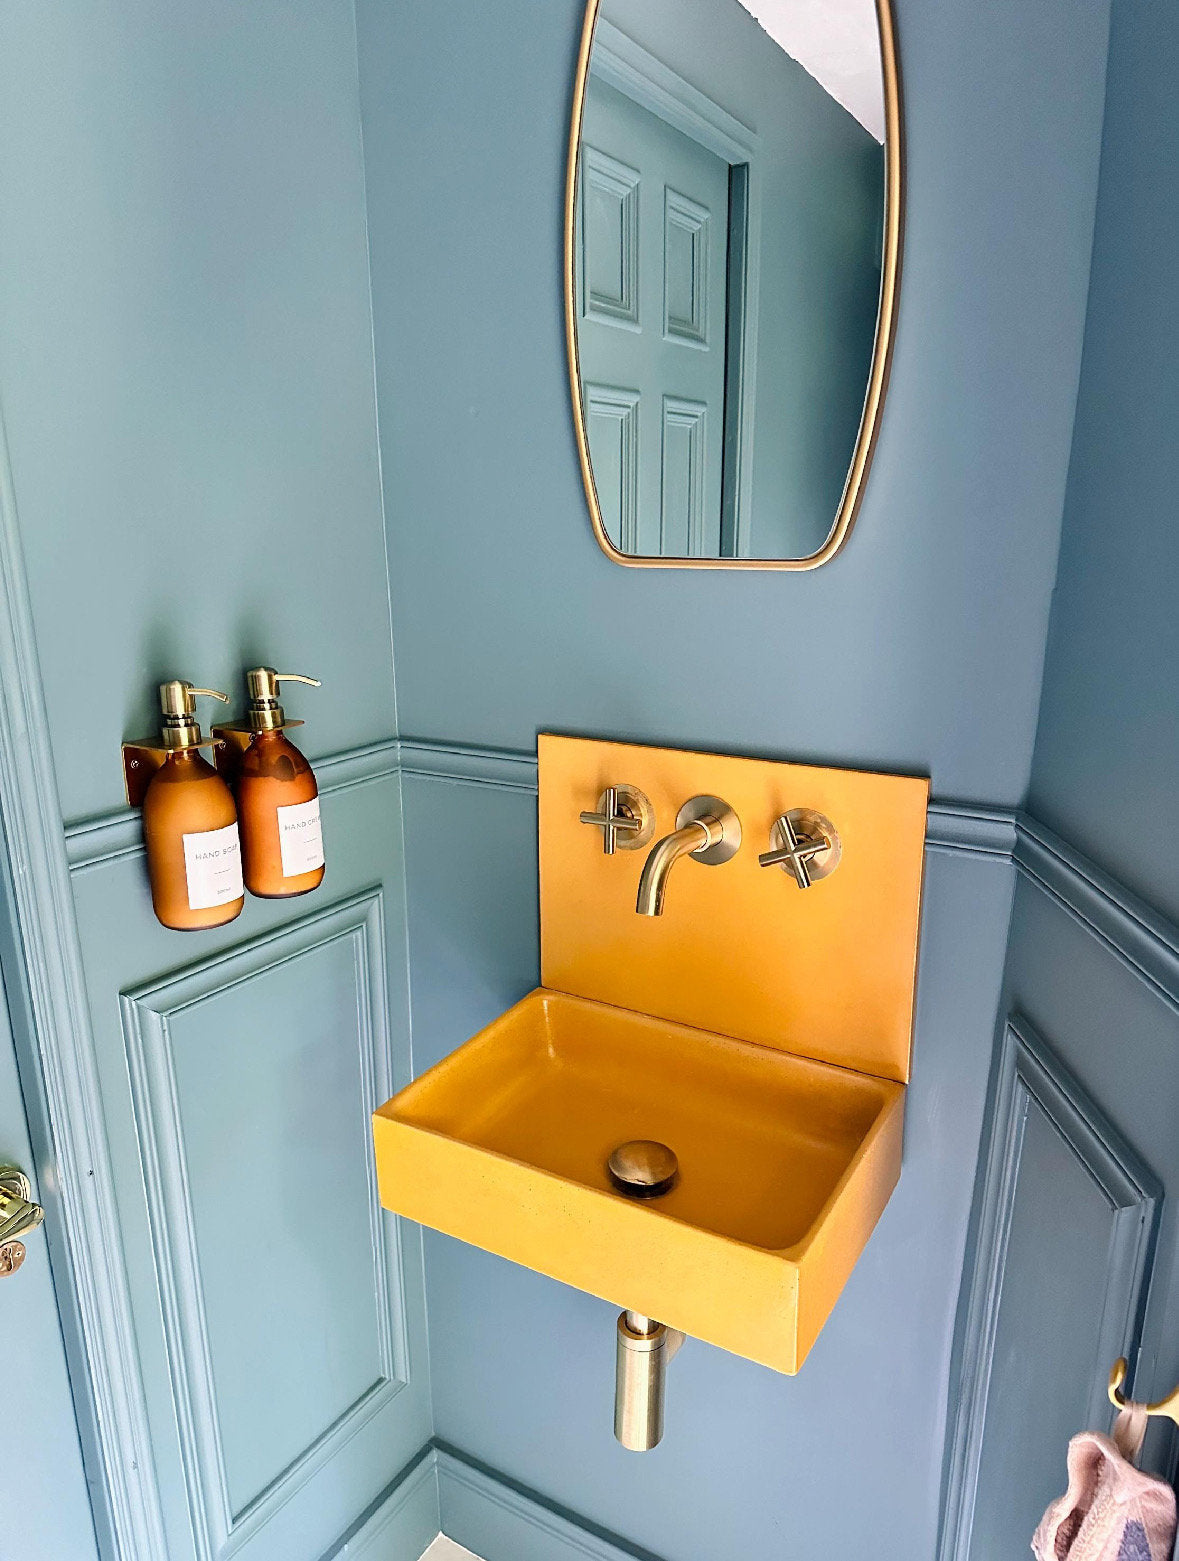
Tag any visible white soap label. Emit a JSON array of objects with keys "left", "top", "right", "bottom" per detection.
[
  {"left": 182, "top": 823, "right": 244, "bottom": 910},
  {"left": 277, "top": 797, "right": 325, "bottom": 878}
]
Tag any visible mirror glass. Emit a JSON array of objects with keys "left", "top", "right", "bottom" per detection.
[{"left": 568, "top": 0, "right": 899, "bottom": 566}]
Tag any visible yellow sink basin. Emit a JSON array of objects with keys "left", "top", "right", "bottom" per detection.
[{"left": 373, "top": 988, "right": 904, "bottom": 1373}]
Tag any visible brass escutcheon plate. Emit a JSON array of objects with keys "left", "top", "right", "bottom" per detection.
[
  {"left": 676, "top": 795, "right": 742, "bottom": 865},
  {"left": 769, "top": 809, "right": 842, "bottom": 883},
  {"left": 598, "top": 784, "right": 656, "bottom": 851}
]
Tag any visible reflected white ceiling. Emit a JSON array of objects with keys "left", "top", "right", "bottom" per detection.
[{"left": 737, "top": 0, "right": 884, "bottom": 141}]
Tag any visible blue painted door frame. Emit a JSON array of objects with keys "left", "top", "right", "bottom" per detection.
[{"left": 0, "top": 936, "right": 99, "bottom": 1561}]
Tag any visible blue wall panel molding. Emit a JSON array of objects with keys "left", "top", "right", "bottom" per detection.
[
  {"left": 69, "top": 730, "right": 1174, "bottom": 1024},
  {"left": 324, "top": 1442, "right": 673, "bottom": 1561},
  {"left": 397, "top": 740, "right": 540, "bottom": 795},
  {"left": 1016, "top": 815, "right": 1179, "bottom": 1019},
  {"left": 992, "top": 5, "right": 1179, "bottom": 1544},
  {"left": 329, "top": 1450, "right": 441, "bottom": 1561},
  {"left": 56, "top": 727, "right": 1085, "bottom": 877},
  {"left": 939, "top": 1016, "right": 1161, "bottom": 1561},
  {"left": 313, "top": 739, "right": 404, "bottom": 799},
  {"left": 435, "top": 1447, "right": 667, "bottom": 1561},
  {"left": 23, "top": 762, "right": 431, "bottom": 1561},
  {"left": 989, "top": 0, "right": 1179, "bottom": 1538},
  {"left": 406, "top": 742, "right": 1179, "bottom": 1015},
  {"left": 64, "top": 740, "right": 402, "bottom": 874},
  {"left": 69, "top": 728, "right": 1179, "bottom": 1014},
  {"left": 926, "top": 804, "right": 1019, "bottom": 861},
  {"left": 120, "top": 893, "right": 410, "bottom": 1561},
  {"left": 401, "top": 741, "right": 1026, "bottom": 863},
  {"left": 64, "top": 766, "right": 431, "bottom": 1561}
]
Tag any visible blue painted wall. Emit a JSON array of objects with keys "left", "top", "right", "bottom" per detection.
[
  {"left": 1026, "top": 0, "right": 1179, "bottom": 925},
  {"left": 1008, "top": 0, "right": 1179, "bottom": 1415},
  {"left": 943, "top": 0, "right": 1179, "bottom": 1549},
  {"left": 2, "top": 0, "right": 1157, "bottom": 1552},
  {"left": 357, "top": 0, "right": 1109, "bottom": 807},
  {"left": 0, "top": 0, "right": 398, "bottom": 825},
  {"left": 357, "top": 0, "right": 1114, "bottom": 1555}
]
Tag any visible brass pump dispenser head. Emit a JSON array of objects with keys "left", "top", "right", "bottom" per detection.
[
  {"left": 243, "top": 668, "right": 321, "bottom": 733},
  {"left": 123, "top": 681, "right": 228, "bottom": 804},
  {"left": 158, "top": 681, "right": 229, "bottom": 750}
]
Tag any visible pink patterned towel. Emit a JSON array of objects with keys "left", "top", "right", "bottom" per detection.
[{"left": 1033, "top": 1408, "right": 1176, "bottom": 1561}]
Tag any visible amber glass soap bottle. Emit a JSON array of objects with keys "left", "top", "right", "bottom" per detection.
[
  {"left": 232, "top": 668, "right": 325, "bottom": 898},
  {"left": 141, "top": 682, "right": 245, "bottom": 931}
]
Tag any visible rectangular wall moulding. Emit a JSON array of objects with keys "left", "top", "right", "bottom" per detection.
[
  {"left": 120, "top": 892, "right": 410, "bottom": 1561},
  {"left": 941, "top": 1017, "right": 1161, "bottom": 1561}
]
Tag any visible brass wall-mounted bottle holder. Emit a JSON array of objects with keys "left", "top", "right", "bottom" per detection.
[
  {"left": 122, "top": 682, "right": 246, "bottom": 931},
  {"left": 210, "top": 668, "right": 319, "bottom": 783},
  {"left": 121, "top": 671, "right": 324, "bottom": 926},
  {"left": 216, "top": 669, "right": 325, "bottom": 900},
  {"left": 121, "top": 683, "right": 228, "bottom": 808}
]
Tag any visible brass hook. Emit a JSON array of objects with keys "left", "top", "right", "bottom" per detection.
[{"left": 1108, "top": 1357, "right": 1179, "bottom": 1428}]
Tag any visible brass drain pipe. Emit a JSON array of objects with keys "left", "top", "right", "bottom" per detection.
[
  {"left": 606, "top": 1142, "right": 684, "bottom": 1450},
  {"left": 615, "top": 1311, "right": 684, "bottom": 1451}
]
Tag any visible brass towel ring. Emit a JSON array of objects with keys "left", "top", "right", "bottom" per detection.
[{"left": 1108, "top": 1357, "right": 1179, "bottom": 1428}]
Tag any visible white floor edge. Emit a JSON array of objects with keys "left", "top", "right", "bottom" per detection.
[{"left": 419, "top": 1537, "right": 485, "bottom": 1561}]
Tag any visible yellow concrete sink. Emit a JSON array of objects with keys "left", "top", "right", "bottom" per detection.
[{"left": 373, "top": 988, "right": 904, "bottom": 1374}]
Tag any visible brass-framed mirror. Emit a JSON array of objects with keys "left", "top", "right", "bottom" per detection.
[{"left": 565, "top": 0, "right": 902, "bottom": 568}]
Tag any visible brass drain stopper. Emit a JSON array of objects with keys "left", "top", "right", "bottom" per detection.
[{"left": 607, "top": 1140, "right": 679, "bottom": 1198}]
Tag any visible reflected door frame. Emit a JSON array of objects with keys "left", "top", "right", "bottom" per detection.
[{"left": 587, "top": 19, "right": 762, "bottom": 558}]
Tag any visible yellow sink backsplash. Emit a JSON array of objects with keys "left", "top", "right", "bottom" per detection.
[{"left": 540, "top": 734, "right": 928, "bottom": 1081}]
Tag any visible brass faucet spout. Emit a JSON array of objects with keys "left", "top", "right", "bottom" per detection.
[{"left": 635, "top": 818, "right": 721, "bottom": 917}]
